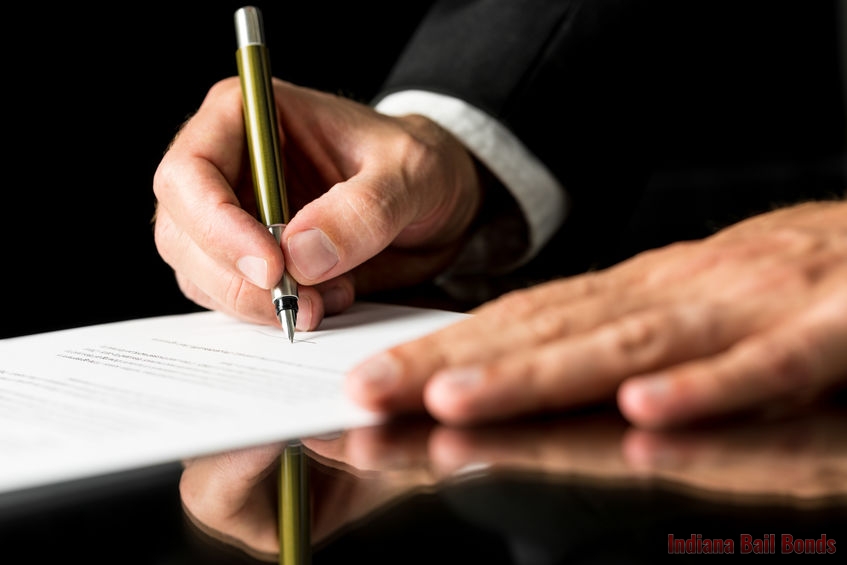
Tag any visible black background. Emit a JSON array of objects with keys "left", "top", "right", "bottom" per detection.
[
  {"left": 0, "top": 6, "right": 844, "bottom": 561},
  {"left": 3, "top": 1, "right": 844, "bottom": 340},
  {"left": 2, "top": 1, "right": 432, "bottom": 338}
]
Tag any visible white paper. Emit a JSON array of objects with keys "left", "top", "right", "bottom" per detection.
[{"left": 0, "top": 302, "right": 468, "bottom": 494}]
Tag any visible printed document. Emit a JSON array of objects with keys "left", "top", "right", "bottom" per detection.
[{"left": 0, "top": 302, "right": 467, "bottom": 494}]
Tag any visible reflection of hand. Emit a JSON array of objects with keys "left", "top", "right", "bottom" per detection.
[
  {"left": 153, "top": 77, "right": 481, "bottom": 330},
  {"left": 180, "top": 443, "right": 283, "bottom": 561},
  {"left": 179, "top": 425, "right": 440, "bottom": 561},
  {"left": 303, "top": 421, "right": 442, "bottom": 546},
  {"left": 179, "top": 405, "right": 846, "bottom": 559},
  {"left": 347, "top": 200, "right": 847, "bottom": 429},
  {"left": 621, "top": 404, "right": 847, "bottom": 500},
  {"left": 310, "top": 404, "right": 847, "bottom": 502}
]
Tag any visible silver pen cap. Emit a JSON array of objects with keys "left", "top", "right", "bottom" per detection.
[{"left": 235, "top": 6, "right": 264, "bottom": 48}]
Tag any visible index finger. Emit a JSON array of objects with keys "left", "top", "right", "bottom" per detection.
[{"left": 153, "top": 77, "right": 286, "bottom": 289}]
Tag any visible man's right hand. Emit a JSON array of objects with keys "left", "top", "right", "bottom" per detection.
[{"left": 153, "top": 77, "right": 482, "bottom": 330}]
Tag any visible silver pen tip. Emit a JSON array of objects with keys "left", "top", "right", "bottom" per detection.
[{"left": 279, "top": 309, "right": 296, "bottom": 343}]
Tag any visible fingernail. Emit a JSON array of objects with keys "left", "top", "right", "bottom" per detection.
[
  {"left": 349, "top": 353, "right": 401, "bottom": 389},
  {"left": 619, "top": 376, "right": 673, "bottom": 423},
  {"left": 452, "top": 462, "right": 493, "bottom": 477},
  {"left": 308, "top": 430, "right": 344, "bottom": 441},
  {"left": 295, "top": 294, "right": 311, "bottom": 331},
  {"left": 629, "top": 376, "right": 671, "bottom": 403},
  {"left": 236, "top": 255, "right": 269, "bottom": 288},
  {"left": 435, "top": 367, "right": 483, "bottom": 389},
  {"left": 622, "top": 432, "right": 682, "bottom": 468},
  {"left": 287, "top": 229, "right": 339, "bottom": 280}
]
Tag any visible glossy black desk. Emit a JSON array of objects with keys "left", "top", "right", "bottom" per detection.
[{"left": 2, "top": 399, "right": 845, "bottom": 564}]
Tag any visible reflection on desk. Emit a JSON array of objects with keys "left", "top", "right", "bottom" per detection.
[
  {"left": 1, "top": 401, "right": 844, "bottom": 563},
  {"left": 176, "top": 401, "right": 847, "bottom": 564}
]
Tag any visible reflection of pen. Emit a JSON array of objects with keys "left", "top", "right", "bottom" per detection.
[
  {"left": 279, "top": 441, "right": 310, "bottom": 565},
  {"left": 234, "top": 6, "right": 298, "bottom": 342}
]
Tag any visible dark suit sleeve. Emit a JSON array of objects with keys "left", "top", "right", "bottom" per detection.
[
  {"left": 375, "top": 0, "right": 846, "bottom": 278},
  {"left": 374, "top": 0, "right": 664, "bottom": 276}
]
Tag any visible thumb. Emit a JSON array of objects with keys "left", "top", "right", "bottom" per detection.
[{"left": 282, "top": 172, "right": 430, "bottom": 285}]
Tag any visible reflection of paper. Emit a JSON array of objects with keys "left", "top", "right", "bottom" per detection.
[{"left": 0, "top": 302, "right": 467, "bottom": 494}]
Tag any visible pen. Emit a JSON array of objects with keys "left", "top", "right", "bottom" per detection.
[
  {"left": 279, "top": 441, "right": 310, "bottom": 565},
  {"left": 234, "top": 6, "right": 298, "bottom": 342}
]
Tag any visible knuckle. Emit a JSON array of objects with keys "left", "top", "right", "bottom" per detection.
[
  {"left": 487, "top": 289, "right": 539, "bottom": 320},
  {"left": 762, "top": 338, "right": 816, "bottom": 389},
  {"left": 152, "top": 150, "right": 182, "bottom": 202},
  {"left": 177, "top": 473, "right": 200, "bottom": 509},
  {"left": 176, "top": 275, "right": 206, "bottom": 306},
  {"left": 222, "top": 273, "right": 255, "bottom": 316},
  {"left": 152, "top": 212, "right": 185, "bottom": 269},
  {"left": 613, "top": 313, "right": 663, "bottom": 355},
  {"left": 207, "top": 76, "right": 240, "bottom": 99},
  {"left": 338, "top": 185, "right": 401, "bottom": 243},
  {"left": 569, "top": 273, "right": 602, "bottom": 296},
  {"left": 526, "top": 310, "right": 570, "bottom": 343}
]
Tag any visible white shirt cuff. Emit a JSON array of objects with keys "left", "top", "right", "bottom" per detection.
[{"left": 375, "top": 90, "right": 568, "bottom": 265}]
